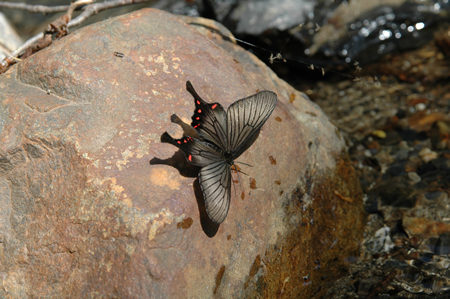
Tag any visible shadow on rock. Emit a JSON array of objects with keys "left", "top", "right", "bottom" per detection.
[
  {"left": 193, "top": 178, "right": 220, "bottom": 237},
  {"left": 149, "top": 149, "right": 199, "bottom": 178},
  {"left": 149, "top": 137, "right": 220, "bottom": 237}
]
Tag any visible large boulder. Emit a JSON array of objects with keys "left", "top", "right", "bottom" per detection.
[{"left": 0, "top": 8, "right": 364, "bottom": 298}]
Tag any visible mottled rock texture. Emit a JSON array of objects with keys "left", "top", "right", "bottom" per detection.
[{"left": 0, "top": 9, "right": 364, "bottom": 298}]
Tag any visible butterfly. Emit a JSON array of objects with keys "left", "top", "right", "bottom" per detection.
[{"left": 161, "top": 81, "right": 277, "bottom": 223}]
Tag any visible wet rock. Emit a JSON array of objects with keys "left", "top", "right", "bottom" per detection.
[
  {"left": 435, "top": 233, "right": 450, "bottom": 255},
  {"left": 374, "top": 176, "right": 416, "bottom": 207},
  {"left": 365, "top": 226, "right": 394, "bottom": 254},
  {"left": 225, "top": 0, "right": 314, "bottom": 35},
  {"left": 318, "top": 1, "right": 443, "bottom": 65},
  {"left": 0, "top": 9, "right": 364, "bottom": 298},
  {"left": 402, "top": 192, "right": 449, "bottom": 239},
  {"left": 424, "top": 190, "right": 446, "bottom": 201},
  {"left": 303, "top": 10, "right": 449, "bottom": 296},
  {"left": 430, "top": 120, "right": 450, "bottom": 150}
]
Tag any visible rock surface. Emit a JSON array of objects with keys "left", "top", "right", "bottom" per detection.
[{"left": 0, "top": 9, "right": 364, "bottom": 298}]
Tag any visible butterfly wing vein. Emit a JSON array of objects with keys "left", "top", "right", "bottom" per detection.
[
  {"left": 227, "top": 91, "right": 277, "bottom": 158},
  {"left": 199, "top": 161, "right": 231, "bottom": 223}
]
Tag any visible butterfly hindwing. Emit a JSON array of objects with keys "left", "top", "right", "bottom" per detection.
[
  {"left": 226, "top": 91, "right": 278, "bottom": 158},
  {"left": 199, "top": 161, "right": 231, "bottom": 224},
  {"left": 161, "top": 132, "right": 222, "bottom": 168},
  {"left": 187, "top": 138, "right": 224, "bottom": 167}
]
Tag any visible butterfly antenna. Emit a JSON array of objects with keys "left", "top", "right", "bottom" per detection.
[
  {"left": 232, "top": 164, "right": 241, "bottom": 197},
  {"left": 231, "top": 173, "right": 237, "bottom": 197},
  {"left": 237, "top": 169, "right": 249, "bottom": 176},
  {"left": 236, "top": 161, "right": 253, "bottom": 167}
]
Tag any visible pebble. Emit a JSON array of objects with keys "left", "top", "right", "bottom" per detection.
[
  {"left": 424, "top": 191, "right": 446, "bottom": 201},
  {"left": 398, "top": 140, "right": 410, "bottom": 149},
  {"left": 407, "top": 172, "right": 421, "bottom": 183},
  {"left": 371, "top": 130, "right": 386, "bottom": 139},
  {"left": 396, "top": 148, "right": 410, "bottom": 160},
  {"left": 416, "top": 103, "right": 426, "bottom": 111},
  {"left": 435, "top": 233, "right": 450, "bottom": 255},
  {"left": 418, "top": 147, "right": 438, "bottom": 162}
]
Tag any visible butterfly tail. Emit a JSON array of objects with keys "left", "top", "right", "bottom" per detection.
[
  {"left": 161, "top": 132, "right": 178, "bottom": 146},
  {"left": 186, "top": 81, "right": 207, "bottom": 105}
]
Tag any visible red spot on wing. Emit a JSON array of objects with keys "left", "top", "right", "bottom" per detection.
[
  {"left": 194, "top": 124, "right": 199, "bottom": 128},
  {"left": 184, "top": 139, "right": 187, "bottom": 143},
  {"left": 188, "top": 155, "right": 192, "bottom": 162},
  {"left": 196, "top": 100, "right": 201, "bottom": 105},
  {"left": 196, "top": 116, "right": 200, "bottom": 120},
  {"left": 198, "top": 109, "right": 202, "bottom": 113},
  {"left": 211, "top": 104, "right": 217, "bottom": 109},
  {"left": 177, "top": 140, "right": 182, "bottom": 144}
]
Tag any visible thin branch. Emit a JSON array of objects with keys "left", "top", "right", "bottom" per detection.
[
  {"left": 9, "top": 0, "right": 93, "bottom": 59},
  {"left": 68, "top": 0, "right": 151, "bottom": 27},
  {"left": 10, "top": 33, "right": 44, "bottom": 58},
  {"left": 1, "top": 0, "right": 153, "bottom": 70},
  {"left": 0, "top": 1, "right": 70, "bottom": 14},
  {"left": 67, "top": 0, "right": 94, "bottom": 22}
]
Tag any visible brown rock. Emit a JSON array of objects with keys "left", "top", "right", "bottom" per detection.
[
  {"left": 0, "top": 9, "right": 364, "bottom": 298},
  {"left": 403, "top": 193, "right": 450, "bottom": 239},
  {"left": 408, "top": 111, "right": 448, "bottom": 132}
]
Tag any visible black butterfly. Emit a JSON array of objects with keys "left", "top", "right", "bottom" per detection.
[{"left": 161, "top": 81, "right": 277, "bottom": 223}]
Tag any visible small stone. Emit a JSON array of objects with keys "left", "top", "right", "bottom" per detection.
[
  {"left": 371, "top": 130, "right": 386, "bottom": 139},
  {"left": 409, "top": 112, "right": 447, "bottom": 132},
  {"left": 419, "top": 148, "right": 438, "bottom": 163},
  {"left": 435, "top": 233, "right": 450, "bottom": 255},
  {"left": 415, "top": 103, "right": 426, "bottom": 111},
  {"left": 385, "top": 162, "right": 406, "bottom": 177},
  {"left": 365, "top": 226, "right": 394, "bottom": 254},
  {"left": 396, "top": 148, "right": 410, "bottom": 160},
  {"left": 425, "top": 191, "right": 445, "bottom": 201},
  {"left": 374, "top": 176, "right": 415, "bottom": 207},
  {"left": 407, "top": 172, "right": 421, "bottom": 183},
  {"left": 398, "top": 141, "right": 409, "bottom": 149}
]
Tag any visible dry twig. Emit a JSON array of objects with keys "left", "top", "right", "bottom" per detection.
[
  {"left": 0, "top": 1, "right": 69, "bottom": 13},
  {"left": 68, "top": 0, "right": 150, "bottom": 27},
  {"left": 9, "top": 0, "right": 93, "bottom": 60},
  {"left": 1, "top": 0, "right": 152, "bottom": 71}
]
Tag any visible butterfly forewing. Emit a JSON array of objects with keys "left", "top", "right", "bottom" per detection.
[
  {"left": 226, "top": 91, "right": 278, "bottom": 158},
  {"left": 199, "top": 161, "right": 231, "bottom": 224},
  {"left": 187, "top": 81, "right": 228, "bottom": 150}
]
